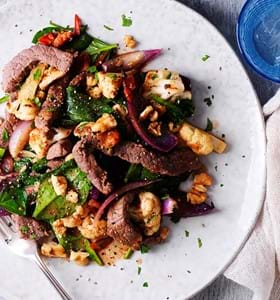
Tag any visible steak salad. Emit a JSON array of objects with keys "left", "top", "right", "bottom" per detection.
[{"left": 0, "top": 15, "right": 227, "bottom": 266}]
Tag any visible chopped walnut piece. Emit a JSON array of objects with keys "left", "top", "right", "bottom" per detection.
[
  {"left": 187, "top": 173, "right": 213, "bottom": 205},
  {"left": 41, "top": 242, "right": 67, "bottom": 258},
  {"left": 70, "top": 250, "right": 90, "bottom": 266},
  {"left": 123, "top": 34, "right": 137, "bottom": 48},
  {"left": 148, "top": 122, "right": 162, "bottom": 136}
]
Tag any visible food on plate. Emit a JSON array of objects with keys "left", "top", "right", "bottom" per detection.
[{"left": 0, "top": 15, "right": 227, "bottom": 266}]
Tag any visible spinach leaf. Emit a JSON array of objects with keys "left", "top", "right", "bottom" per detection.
[
  {"left": 65, "top": 168, "right": 91, "bottom": 203},
  {"left": 67, "top": 31, "right": 93, "bottom": 51},
  {"left": 151, "top": 94, "right": 194, "bottom": 123},
  {"left": 124, "top": 164, "right": 161, "bottom": 182},
  {"left": 32, "top": 21, "right": 72, "bottom": 44},
  {"left": 33, "top": 166, "right": 91, "bottom": 221},
  {"left": 32, "top": 158, "right": 48, "bottom": 173},
  {"left": 14, "top": 157, "right": 32, "bottom": 172},
  {"left": 86, "top": 37, "right": 117, "bottom": 62},
  {"left": 66, "top": 86, "right": 113, "bottom": 122},
  {"left": 0, "top": 187, "right": 27, "bottom": 215}
]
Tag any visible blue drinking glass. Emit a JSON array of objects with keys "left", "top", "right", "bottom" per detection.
[{"left": 237, "top": 0, "right": 280, "bottom": 82}]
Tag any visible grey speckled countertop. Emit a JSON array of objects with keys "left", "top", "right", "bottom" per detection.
[{"left": 180, "top": 0, "right": 278, "bottom": 299}]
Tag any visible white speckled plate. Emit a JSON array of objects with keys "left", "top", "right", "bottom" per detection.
[{"left": 0, "top": 0, "right": 266, "bottom": 299}]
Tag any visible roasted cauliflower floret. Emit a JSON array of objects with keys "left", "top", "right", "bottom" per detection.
[
  {"left": 52, "top": 219, "right": 67, "bottom": 236},
  {"left": 143, "top": 69, "right": 192, "bottom": 101},
  {"left": 179, "top": 122, "right": 227, "bottom": 155},
  {"left": 51, "top": 175, "right": 67, "bottom": 196},
  {"left": 78, "top": 216, "right": 107, "bottom": 241},
  {"left": 70, "top": 250, "right": 90, "bottom": 266},
  {"left": 29, "top": 128, "right": 51, "bottom": 158},
  {"left": 66, "top": 190, "right": 79, "bottom": 203},
  {"left": 39, "top": 67, "right": 64, "bottom": 90},
  {"left": 123, "top": 34, "right": 137, "bottom": 48},
  {"left": 41, "top": 241, "right": 67, "bottom": 258},
  {"left": 130, "top": 192, "right": 161, "bottom": 236},
  {"left": 97, "top": 72, "right": 122, "bottom": 99}
]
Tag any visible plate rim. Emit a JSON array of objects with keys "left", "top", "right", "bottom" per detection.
[{"left": 0, "top": 0, "right": 267, "bottom": 298}]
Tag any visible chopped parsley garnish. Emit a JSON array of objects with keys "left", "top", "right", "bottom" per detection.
[
  {"left": 220, "top": 184, "right": 224, "bottom": 187},
  {"left": 0, "top": 95, "right": 9, "bottom": 104},
  {"left": 214, "top": 165, "right": 218, "bottom": 172},
  {"left": 87, "top": 66, "right": 97, "bottom": 73},
  {"left": 203, "top": 97, "right": 212, "bottom": 107},
  {"left": 32, "top": 97, "right": 41, "bottom": 108},
  {"left": 123, "top": 248, "right": 133, "bottom": 259},
  {"left": 143, "top": 282, "right": 149, "bottom": 287},
  {"left": 121, "top": 14, "right": 133, "bottom": 27},
  {"left": 86, "top": 38, "right": 117, "bottom": 62},
  {"left": 30, "top": 233, "right": 37, "bottom": 239},
  {"left": 2, "top": 128, "right": 9, "bottom": 142},
  {"left": 108, "top": 73, "right": 117, "bottom": 80},
  {"left": 0, "top": 147, "right": 5, "bottom": 159},
  {"left": 197, "top": 238, "right": 203, "bottom": 248},
  {"left": 33, "top": 68, "right": 42, "bottom": 80},
  {"left": 104, "top": 24, "right": 114, "bottom": 31},
  {"left": 205, "top": 118, "right": 213, "bottom": 132},
  {"left": 137, "top": 266, "right": 142, "bottom": 275},
  {"left": 140, "top": 244, "right": 150, "bottom": 254},
  {"left": 20, "top": 225, "right": 29, "bottom": 234},
  {"left": 202, "top": 54, "right": 210, "bottom": 61},
  {"left": 185, "top": 230, "right": 189, "bottom": 237},
  {"left": 151, "top": 73, "right": 158, "bottom": 80},
  {"left": 166, "top": 72, "right": 172, "bottom": 79}
]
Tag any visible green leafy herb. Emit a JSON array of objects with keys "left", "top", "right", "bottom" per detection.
[
  {"left": 86, "top": 37, "right": 117, "bottom": 62},
  {"left": 84, "top": 239, "right": 103, "bottom": 265},
  {"left": 203, "top": 97, "right": 212, "bottom": 107},
  {"left": 198, "top": 238, "right": 203, "bottom": 248},
  {"left": 20, "top": 225, "right": 29, "bottom": 234},
  {"left": 2, "top": 128, "right": 9, "bottom": 142},
  {"left": 107, "top": 73, "right": 117, "bottom": 80},
  {"left": 151, "top": 73, "right": 158, "bottom": 80},
  {"left": 0, "top": 95, "right": 9, "bottom": 104},
  {"left": 33, "top": 69, "right": 42, "bottom": 81},
  {"left": 32, "top": 158, "right": 48, "bottom": 173},
  {"left": 137, "top": 266, "right": 142, "bottom": 275},
  {"left": 220, "top": 183, "right": 224, "bottom": 187},
  {"left": 104, "top": 24, "right": 114, "bottom": 31},
  {"left": 67, "top": 26, "right": 93, "bottom": 51},
  {"left": 121, "top": 14, "right": 133, "bottom": 27},
  {"left": 201, "top": 54, "right": 210, "bottom": 61},
  {"left": 66, "top": 86, "right": 114, "bottom": 123},
  {"left": 49, "top": 20, "right": 71, "bottom": 31},
  {"left": 32, "top": 97, "right": 41, "bottom": 108},
  {"left": 166, "top": 72, "right": 172, "bottom": 79},
  {"left": 0, "top": 147, "right": 5, "bottom": 159},
  {"left": 87, "top": 66, "right": 97, "bottom": 74},
  {"left": 124, "top": 164, "right": 160, "bottom": 183},
  {"left": 140, "top": 244, "right": 150, "bottom": 254},
  {"left": 143, "top": 282, "right": 149, "bottom": 287},
  {"left": 185, "top": 230, "right": 189, "bottom": 237},
  {"left": 124, "top": 248, "right": 133, "bottom": 259},
  {"left": 0, "top": 187, "right": 27, "bottom": 215},
  {"left": 14, "top": 157, "right": 32, "bottom": 172},
  {"left": 30, "top": 233, "right": 37, "bottom": 239},
  {"left": 205, "top": 118, "right": 213, "bottom": 132},
  {"left": 151, "top": 94, "right": 194, "bottom": 124}
]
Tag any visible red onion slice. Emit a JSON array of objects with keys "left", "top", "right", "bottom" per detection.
[
  {"left": 162, "top": 197, "right": 178, "bottom": 215},
  {"left": 102, "top": 49, "right": 162, "bottom": 72},
  {"left": 95, "top": 179, "right": 159, "bottom": 221},
  {"left": 9, "top": 121, "right": 33, "bottom": 158},
  {"left": 123, "top": 76, "right": 178, "bottom": 152}
]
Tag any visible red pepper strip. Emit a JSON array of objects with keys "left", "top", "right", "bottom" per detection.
[
  {"left": 38, "top": 32, "right": 56, "bottom": 46},
  {"left": 74, "top": 14, "right": 81, "bottom": 36}
]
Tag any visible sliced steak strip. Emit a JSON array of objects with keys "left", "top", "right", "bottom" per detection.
[
  {"left": 69, "top": 71, "right": 87, "bottom": 88},
  {"left": 105, "top": 141, "right": 202, "bottom": 176},
  {"left": 12, "top": 214, "right": 48, "bottom": 241},
  {"left": 47, "top": 158, "right": 64, "bottom": 170},
  {"left": 46, "top": 139, "right": 73, "bottom": 160},
  {"left": 2, "top": 45, "right": 73, "bottom": 93},
  {"left": 72, "top": 138, "right": 113, "bottom": 195},
  {"left": 34, "top": 75, "right": 70, "bottom": 132},
  {"left": 107, "top": 193, "right": 142, "bottom": 250}
]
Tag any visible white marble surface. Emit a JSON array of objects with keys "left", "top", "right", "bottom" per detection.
[{"left": 0, "top": 0, "right": 272, "bottom": 299}]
